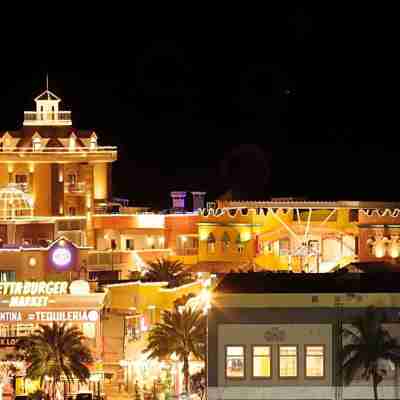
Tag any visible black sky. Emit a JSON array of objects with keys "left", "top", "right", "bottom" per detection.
[{"left": 0, "top": 7, "right": 398, "bottom": 209}]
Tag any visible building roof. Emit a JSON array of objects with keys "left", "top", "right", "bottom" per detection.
[
  {"left": 215, "top": 270, "right": 400, "bottom": 294},
  {"left": 0, "top": 126, "right": 94, "bottom": 140}
]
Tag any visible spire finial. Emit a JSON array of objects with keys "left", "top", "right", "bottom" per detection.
[{"left": 46, "top": 73, "right": 49, "bottom": 99}]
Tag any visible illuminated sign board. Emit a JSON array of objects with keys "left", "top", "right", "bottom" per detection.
[
  {"left": 0, "top": 281, "right": 69, "bottom": 296},
  {"left": 0, "top": 281, "right": 69, "bottom": 308},
  {"left": 48, "top": 239, "right": 76, "bottom": 272},
  {"left": 52, "top": 247, "right": 72, "bottom": 267},
  {"left": 0, "top": 310, "right": 99, "bottom": 322}
]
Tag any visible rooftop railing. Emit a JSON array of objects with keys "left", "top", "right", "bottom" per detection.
[{"left": 23, "top": 111, "right": 72, "bottom": 126}]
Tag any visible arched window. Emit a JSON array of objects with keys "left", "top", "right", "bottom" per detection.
[
  {"left": 222, "top": 232, "right": 231, "bottom": 252},
  {"left": 236, "top": 234, "right": 244, "bottom": 254},
  {"left": 207, "top": 233, "right": 216, "bottom": 254}
]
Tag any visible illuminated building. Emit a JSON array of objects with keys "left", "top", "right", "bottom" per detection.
[
  {"left": 0, "top": 87, "right": 200, "bottom": 281},
  {"left": 102, "top": 280, "right": 204, "bottom": 394},
  {"left": 0, "top": 86, "right": 202, "bottom": 398},
  {"left": 208, "top": 272, "right": 400, "bottom": 400},
  {"left": 194, "top": 200, "right": 400, "bottom": 273}
]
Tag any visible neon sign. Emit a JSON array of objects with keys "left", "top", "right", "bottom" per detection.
[{"left": 0, "top": 310, "right": 99, "bottom": 322}]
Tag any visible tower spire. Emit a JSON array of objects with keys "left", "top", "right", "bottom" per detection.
[{"left": 46, "top": 73, "right": 49, "bottom": 99}]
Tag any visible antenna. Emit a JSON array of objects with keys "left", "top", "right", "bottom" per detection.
[{"left": 46, "top": 73, "right": 49, "bottom": 99}]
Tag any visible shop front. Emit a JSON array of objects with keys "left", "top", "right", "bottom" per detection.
[{"left": 0, "top": 280, "right": 106, "bottom": 399}]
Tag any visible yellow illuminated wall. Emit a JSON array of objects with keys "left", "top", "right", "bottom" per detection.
[
  {"left": 33, "top": 164, "right": 52, "bottom": 216},
  {"left": 93, "top": 163, "right": 108, "bottom": 200},
  {"left": 198, "top": 208, "right": 358, "bottom": 271}
]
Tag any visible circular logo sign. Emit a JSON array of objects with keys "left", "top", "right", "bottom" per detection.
[
  {"left": 52, "top": 247, "right": 72, "bottom": 267},
  {"left": 88, "top": 310, "right": 99, "bottom": 322}
]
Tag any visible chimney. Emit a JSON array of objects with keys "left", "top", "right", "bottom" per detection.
[
  {"left": 170, "top": 191, "right": 187, "bottom": 210},
  {"left": 191, "top": 192, "right": 206, "bottom": 211}
]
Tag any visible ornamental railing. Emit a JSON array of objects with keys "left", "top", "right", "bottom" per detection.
[
  {"left": 23, "top": 111, "right": 72, "bottom": 125},
  {"left": 64, "top": 182, "right": 86, "bottom": 194}
]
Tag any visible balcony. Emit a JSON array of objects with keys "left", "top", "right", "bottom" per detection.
[
  {"left": 23, "top": 111, "right": 72, "bottom": 126},
  {"left": 64, "top": 182, "right": 86, "bottom": 194}
]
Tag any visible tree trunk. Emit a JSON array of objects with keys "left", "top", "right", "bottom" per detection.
[{"left": 183, "top": 356, "right": 190, "bottom": 394}]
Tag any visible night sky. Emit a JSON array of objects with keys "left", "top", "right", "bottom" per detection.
[{"left": 0, "top": 7, "right": 397, "bottom": 209}]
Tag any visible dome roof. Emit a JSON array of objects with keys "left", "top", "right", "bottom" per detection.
[{"left": 0, "top": 184, "right": 34, "bottom": 219}]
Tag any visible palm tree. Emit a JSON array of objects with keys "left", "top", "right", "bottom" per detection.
[
  {"left": 341, "top": 306, "right": 400, "bottom": 400},
  {"left": 143, "top": 258, "right": 194, "bottom": 288},
  {"left": 17, "top": 322, "right": 93, "bottom": 400},
  {"left": 144, "top": 305, "right": 206, "bottom": 394}
]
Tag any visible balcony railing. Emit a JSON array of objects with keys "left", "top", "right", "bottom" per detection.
[
  {"left": 64, "top": 182, "right": 86, "bottom": 194},
  {"left": 23, "top": 111, "right": 72, "bottom": 126},
  {"left": 174, "top": 248, "right": 198, "bottom": 256},
  {"left": 14, "top": 183, "right": 30, "bottom": 193}
]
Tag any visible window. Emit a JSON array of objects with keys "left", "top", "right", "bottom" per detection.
[
  {"left": 279, "top": 239, "right": 290, "bottom": 256},
  {"left": 226, "top": 346, "right": 245, "bottom": 378},
  {"left": 126, "top": 239, "right": 135, "bottom": 250},
  {"left": 15, "top": 174, "right": 28, "bottom": 183},
  {"left": 69, "top": 137, "right": 76, "bottom": 150},
  {"left": 82, "top": 322, "right": 96, "bottom": 339},
  {"left": 67, "top": 174, "right": 77, "bottom": 184},
  {"left": 279, "top": 346, "right": 297, "bottom": 378},
  {"left": 252, "top": 346, "right": 271, "bottom": 378},
  {"left": 207, "top": 233, "right": 216, "bottom": 254},
  {"left": 222, "top": 232, "right": 231, "bottom": 253},
  {"left": 32, "top": 137, "right": 41, "bottom": 151},
  {"left": 90, "top": 137, "right": 97, "bottom": 149},
  {"left": 305, "top": 346, "right": 324, "bottom": 378}
]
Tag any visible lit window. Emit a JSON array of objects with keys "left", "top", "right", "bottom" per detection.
[
  {"left": 69, "top": 136, "right": 76, "bottom": 150},
  {"left": 32, "top": 137, "right": 41, "bottom": 151},
  {"left": 279, "top": 346, "right": 297, "bottom": 378},
  {"left": 207, "top": 233, "right": 216, "bottom": 254},
  {"left": 305, "top": 346, "right": 324, "bottom": 378},
  {"left": 90, "top": 137, "right": 97, "bottom": 149},
  {"left": 82, "top": 322, "right": 96, "bottom": 339},
  {"left": 252, "top": 346, "right": 271, "bottom": 378},
  {"left": 226, "top": 346, "right": 245, "bottom": 378}
]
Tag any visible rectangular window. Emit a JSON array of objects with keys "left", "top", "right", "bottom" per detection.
[
  {"left": 126, "top": 239, "right": 135, "bottom": 250},
  {"left": 279, "top": 345, "right": 297, "bottom": 378},
  {"left": 15, "top": 174, "right": 28, "bottom": 183},
  {"left": 252, "top": 346, "right": 271, "bottom": 378},
  {"left": 279, "top": 239, "right": 290, "bottom": 256},
  {"left": 226, "top": 346, "right": 245, "bottom": 378},
  {"left": 305, "top": 346, "right": 325, "bottom": 378},
  {"left": 82, "top": 322, "right": 96, "bottom": 339}
]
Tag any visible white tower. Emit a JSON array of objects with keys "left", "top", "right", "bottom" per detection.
[{"left": 23, "top": 77, "right": 72, "bottom": 126}]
